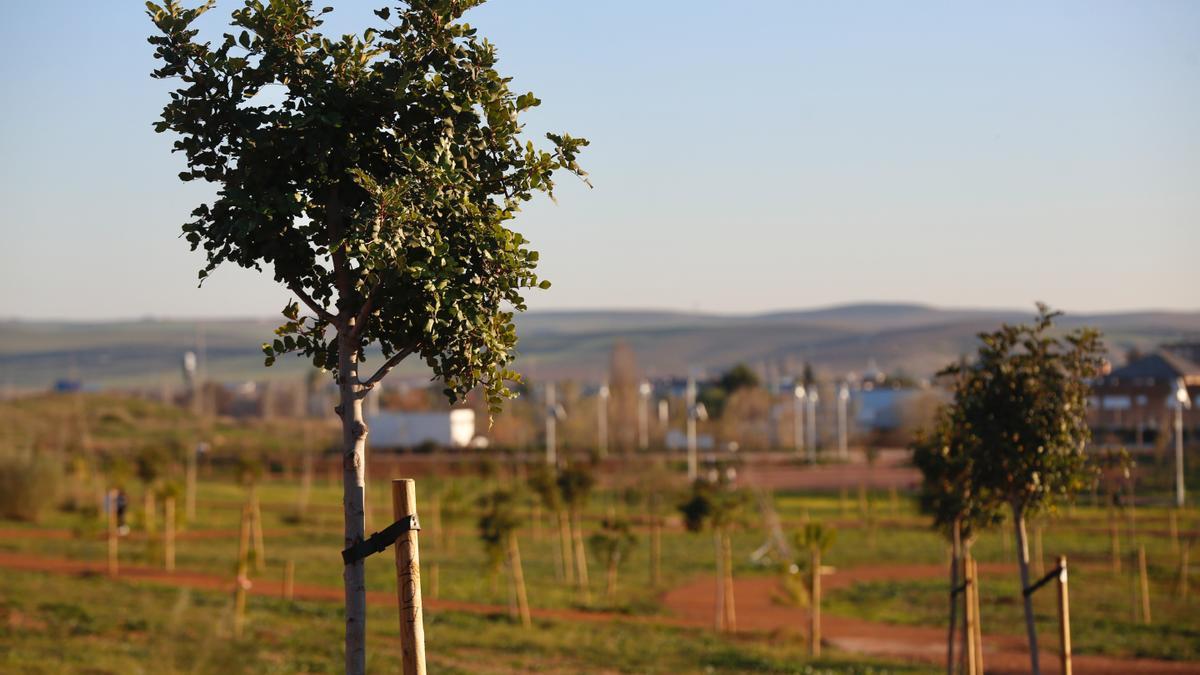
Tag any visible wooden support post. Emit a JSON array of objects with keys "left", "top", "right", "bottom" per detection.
[
  {"left": 1138, "top": 544, "right": 1151, "bottom": 624},
  {"left": 572, "top": 509, "right": 590, "bottom": 604},
  {"left": 391, "top": 479, "right": 427, "bottom": 675},
  {"left": 1110, "top": 514, "right": 1121, "bottom": 574},
  {"left": 963, "top": 555, "right": 977, "bottom": 675},
  {"left": 1056, "top": 556, "right": 1072, "bottom": 675},
  {"left": 283, "top": 559, "right": 295, "bottom": 601},
  {"left": 971, "top": 556, "right": 983, "bottom": 675},
  {"left": 234, "top": 503, "right": 251, "bottom": 639},
  {"left": 1034, "top": 523, "right": 1045, "bottom": 578},
  {"left": 810, "top": 545, "right": 822, "bottom": 658},
  {"left": 723, "top": 531, "right": 736, "bottom": 633},
  {"left": 250, "top": 486, "right": 266, "bottom": 572},
  {"left": 713, "top": 530, "right": 725, "bottom": 633},
  {"left": 107, "top": 489, "right": 118, "bottom": 578},
  {"left": 508, "top": 534, "right": 531, "bottom": 628},
  {"left": 1169, "top": 510, "right": 1179, "bottom": 555},
  {"left": 164, "top": 496, "right": 176, "bottom": 572}
]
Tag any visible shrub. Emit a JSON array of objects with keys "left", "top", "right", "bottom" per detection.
[{"left": 0, "top": 448, "right": 62, "bottom": 522}]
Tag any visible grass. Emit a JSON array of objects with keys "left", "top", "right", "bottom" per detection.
[{"left": 0, "top": 568, "right": 933, "bottom": 674}]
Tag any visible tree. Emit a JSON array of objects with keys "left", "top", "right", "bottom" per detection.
[
  {"left": 793, "top": 522, "right": 836, "bottom": 657},
  {"left": 147, "top": 1, "right": 587, "bottom": 670},
  {"left": 527, "top": 463, "right": 572, "bottom": 584},
  {"left": 949, "top": 304, "right": 1104, "bottom": 675},
  {"left": 557, "top": 464, "right": 595, "bottom": 603},
  {"left": 912, "top": 400, "right": 1001, "bottom": 674},
  {"left": 679, "top": 477, "right": 750, "bottom": 633},
  {"left": 588, "top": 517, "right": 637, "bottom": 601},
  {"left": 477, "top": 488, "right": 530, "bottom": 627}
]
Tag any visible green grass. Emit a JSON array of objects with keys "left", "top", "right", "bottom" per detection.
[{"left": 0, "top": 568, "right": 933, "bottom": 674}]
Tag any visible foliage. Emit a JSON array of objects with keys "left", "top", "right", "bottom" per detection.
[
  {"left": 134, "top": 446, "right": 170, "bottom": 486},
  {"left": 793, "top": 521, "right": 837, "bottom": 555},
  {"left": 678, "top": 478, "right": 750, "bottom": 532},
  {"left": 556, "top": 465, "right": 594, "bottom": 510},
  {"left": 476, "top": 488, "right": 521, "bottom": 570},
  {"left": 699, "top": 363, "right": 761, "bottom": 419},
  {"left": 147, "top": 0, "right": 588, "bottom": 412},
  {"left": 0, "top": 448, "right": 62, "bottom": 523},
  {"left": 910, "top": 402, "right": 1001, "bottom": 542},
  {"left": 526, "top": 463, "right": 562, "bottom": 511},
  {"left": 946, "top": 304, "right": 1106, "bottom": 516},
  {"left": 588, "top": 517, "right": 637, "bottom": 569}
]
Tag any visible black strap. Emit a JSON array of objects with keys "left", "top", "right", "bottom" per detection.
[
  {"left": 341, "top": 514, "right": 421, "bottom": 565},
  {"left": 1022, "top": 564, "right": 1064, "bottom": 597}
]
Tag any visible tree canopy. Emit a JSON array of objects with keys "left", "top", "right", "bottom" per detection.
[{"left": 148, "top": 0, "right": 588, "bottom": 411}]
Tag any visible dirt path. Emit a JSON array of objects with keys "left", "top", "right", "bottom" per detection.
[
  {"left": 2, "top": 550, "right": 1195, "bottom": 674},
  {"left": 661, "top": 563, "right": 1200, "bottom": 674}
]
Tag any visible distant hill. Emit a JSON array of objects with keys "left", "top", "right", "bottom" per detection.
[{"left": 2, "top": 304, "right": 1198, "bottom": 389}]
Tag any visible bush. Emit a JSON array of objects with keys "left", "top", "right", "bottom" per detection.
[{"left": 0, "top": 448, "right": 62, "bottom": 522}]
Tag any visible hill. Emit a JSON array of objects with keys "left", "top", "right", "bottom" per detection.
[{"left": 2, "top": 304, "right": 1198, "bottom": 389}]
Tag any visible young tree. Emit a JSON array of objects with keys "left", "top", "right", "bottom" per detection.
[
  {"left": 148, "top": 1, "right": 587, "bottom": 670},
  {"left": 912, "top": 400, "right": 1001, "bottom": 675},
  {"left": 950, "top": 305, "right": 1104, "bottom": 675},
  {"left": 679, "top": 477, "right": 750, "bottom": 633},
  {"left": 557, "top": 464, "right": 595, "bottom": 603},
  {"left": 793, "top": 522, "right": 836, "bottom": 657},
  {"left": 527, "top": 463, "right": 572, "bottom": 583},
  {"left": 477, "top": 488, "right": 530, "bottom": 627},
  {"left": 588, "top": 516, "right": 637, "bottom": 601}
]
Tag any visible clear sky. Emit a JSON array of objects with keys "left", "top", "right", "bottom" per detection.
[{"left": 1, "top": 1, "right": 1197, "bottom": 320}]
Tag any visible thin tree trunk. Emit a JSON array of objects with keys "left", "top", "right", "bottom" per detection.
[
  {"left": 651, "top": 516, "right": 662, "bottom": 588},
  {"left": 250, "top": 484, "right": 266, "bottom": 572},
  {"left": 509, "top": 533, "right": 531, "bottom": 627},
  {"left": 723, "top": 530, "right": 736, "bottom": 632},
  {"left": 558, "top": 509, "right": 574, "bottom": 585},
  {"left": 946, "top": 519, "right": 961, "bottom": 675},
  {"left": 714, "top": 529, "right": 725, "bottom": 632},
  {"left": 1013, "top": 506, "right": 1041, "bottom": 675},
  {"left": 338, "top": 332, "right": 369, "bottom": 675},
  {"left": 572, "top": 508, "right": 590, "bottom": 603},
  {"left": 810, "top": 545, "right": 821, "bottom": 657},
  {"left": 164, "top": 496, "right": 176, "bottom": 572}
]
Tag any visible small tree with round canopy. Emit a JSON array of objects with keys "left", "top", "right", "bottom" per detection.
[
  {"left": 147, "top": 1, "right": 587, "bottom": 669},
  {"left": 678, "top": 476, "right": 751, "bottom": 633},
  {"left": 949, "top": 304, "right": 1105, "bottom": 675}
]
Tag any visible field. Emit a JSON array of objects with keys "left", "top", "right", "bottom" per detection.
[{"left": 1, "top": 447, "right": 1197, "bottom": 674}]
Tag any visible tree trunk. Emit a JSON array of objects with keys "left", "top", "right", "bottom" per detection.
[
  {"left": 723, "top": 530, "right": 736, "bottom": 633},
  {"left": 946, "top": 519, "right": 961, "bottom": 675},
  {"left": 250, "top": 484, "right": 266, "bottom": 572},
  {"left": 557, "top": 509, "right": 574, "bottom": 584},
  {"left": 164, "top": 496, "right": 176, "bottom": 572},
  {"left": 338, "top": 335, "right": 369, "bottom": 675},
  {"left": 509, "top": 533, "right": 532, "bottom": 628},
  {"left": 1013, "top": 506, "right": 1041, "bottom": 675},
  {"left": 810, "top": 545, "right": 821, "bottom": 657},
  {"left": 572, "top": 508, "right": 590, "bottom": 603},
  {"left": 714, "top": 529, "right": 725, "bottom": 632}
]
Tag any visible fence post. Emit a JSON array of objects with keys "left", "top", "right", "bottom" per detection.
[
  {"left": 1138, "top": 544, "right": 1151, "bottom": 624},
  {"left": 1056, "top": 556, "right": 1072, "bottom": 675},
  {"left": 164, "top": 496, "right": 176, "bottom": 572},
  {"left": 107, "top": 489, "right": 118, "bottom": 578},
  {"left": 392, "top": 479, "right": 427, "bottom": 675}
]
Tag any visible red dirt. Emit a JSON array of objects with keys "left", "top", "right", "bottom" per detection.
[{"left": 661, "top": 563, "right": 1200, "bottom": 674}]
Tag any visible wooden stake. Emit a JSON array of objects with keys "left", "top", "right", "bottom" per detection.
[
  {"left": 971, "top": 556, "right": 983, "bottom": 675},
  {"left": 508, "top": 534, "right": 531, "bottom": 628},
  {"left": 572, "top": 509, "right": 590, "bottom": 604},
  {"left": 1056, "top": 556, "right": 1072, "bottom": 675},
  {"left": 810, "top": 545, "right": 822, "bottom": 658},
  {"left": 963, "top": 554, "right": 978, "bottom": 675},
  {"left": 164, "top": 496, "right": 176, "bottom": 572},
  {"left": 234, "top": 503, "right": 251, "bottom": 639},
  {"left": 1138, "top": 544, "right": 1151, "bottom": 624},
  {"left": 250, "top": 485, "right": 266, "bottom": 571},
  {"left": 713, "top": 530, "right": 725, "bottom": 633},
  {"left": 1109, "top": 514, "right": 1121, "bottom": 574},
  {"left": 107, "top": 489, "right": 118, "bottom": 578},
  {"left": 558, "top": 509, "right": 575, "bottom": 585},
  {"left": 723, "top": 530, "right": 737, "bottom": 633},
  {"left": 283, "top": 559, "right": 295, "bottom": 601},
  {"left": 391, "top": 479, "right": 427, "bottom": 675}
]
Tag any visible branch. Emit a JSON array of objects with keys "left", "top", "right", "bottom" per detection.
[
  {"left": 360, "top": 348, "right": 414, "bottom": 391},
  {"left": 288, "top": 282, "right": 338, "bottom": 325},
  {"left": 349, "top": 285, "right": 383, "bottom": 342}
]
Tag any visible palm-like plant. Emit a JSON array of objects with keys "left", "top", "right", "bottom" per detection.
[{"left": 588, "top": 517, "right": 637, "bottom": 601}]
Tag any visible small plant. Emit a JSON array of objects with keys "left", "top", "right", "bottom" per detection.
[
  {"left": 0, "top": 448, "right": 61, "bottom": 522},
  {"left": 477, "top": 489, "right": 531, "bottom": 627},
  {"left": 678, "top": 477, "right": 751, "bottom": 633},
  {"left": 558, "top": 465, "right": 596, "bottom": 603},
  {"left": 589, "top": 518, "right": 637, "bottom": 601},
  {"left": 793, "top": 522, "right": 836, "bottom": 657}
]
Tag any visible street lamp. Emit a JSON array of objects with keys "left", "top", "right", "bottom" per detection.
[
  {"left": 598, "top": 384, "right": 610, "bottom": 457},
  {"left": 638, "top": 381, "right": 652, "bottom": 451},
  {"left": 837, "top": 383, "right": 850, "bottom": 460},
  {"left": 545, "top": 382, "right": 566, "bottom": 466},
  {"left": 686, "top": 374, "right": 708, "bottom": 482},
  {"left": 793, "top": 384, "right": 807, "bottom": 460},
  {"left": 1174, "top": 377, "right": 1192, "bottom": 508},
  {"left": 806, "top": 389, "right": 820, "bottom": 460}
]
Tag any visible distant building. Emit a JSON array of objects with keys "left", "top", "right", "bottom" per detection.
[
  {"left": 366, "top": 409, "right": 477, "bottom": 449},
  {"left": 1089, "top": 350, "right": 1200, "bottom": 448}
]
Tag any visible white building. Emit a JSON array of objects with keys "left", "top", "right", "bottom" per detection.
[{"left": 366, "top": 409, "right": 476, "bottom": 449}]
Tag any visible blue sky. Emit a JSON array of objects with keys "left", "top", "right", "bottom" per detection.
[{"left": 1, "top": 1, "right": 1197, "bottom": 320}]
